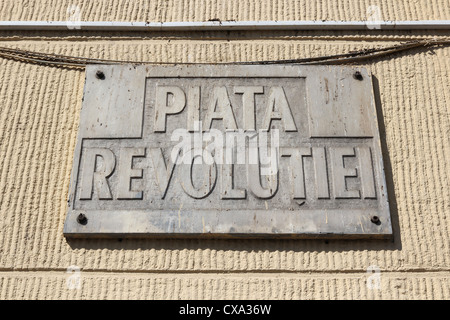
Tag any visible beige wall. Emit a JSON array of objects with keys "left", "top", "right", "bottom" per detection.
[
  {"left": 0, "top": 1, "right": 449, "bottom": 299},
  {"left": 1, "top": 0, "right": 450, "bottom": 21}
]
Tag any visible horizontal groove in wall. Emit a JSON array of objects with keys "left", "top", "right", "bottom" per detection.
[
  {"left": 0, "top": 268, "right": 449, "bottom": 275},
  {"left": 1, "top": 270, "right": 448, "bottom": 299},
  {"left": 0, "top": 30, "right": 449, "bottom": 42}
]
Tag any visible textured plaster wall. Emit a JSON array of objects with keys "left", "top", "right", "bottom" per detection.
[
  {"left": 0, "top": 1, "right": 449, "bottom": 299},
  {"left": 1, "top": 0, "right": 450, "bottom": 22}
]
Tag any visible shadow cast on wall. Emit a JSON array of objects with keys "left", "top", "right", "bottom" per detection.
[{"left": 66, "top": 73, "right": 402, "bottom": 255}]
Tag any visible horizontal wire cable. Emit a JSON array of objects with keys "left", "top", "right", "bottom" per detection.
[{"left": 0, "top": 38, "right": 448, "bottom": 69}]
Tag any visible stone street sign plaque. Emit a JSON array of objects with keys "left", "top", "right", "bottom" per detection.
[{"left": 63, "top": 64, "right": 392, "bottom": 238}]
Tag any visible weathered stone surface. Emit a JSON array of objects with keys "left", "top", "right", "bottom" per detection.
[{"left": 64, "top": 64, "right": 391, "bottom": 238}]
